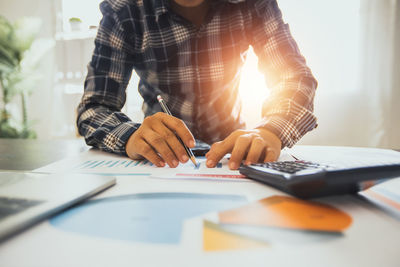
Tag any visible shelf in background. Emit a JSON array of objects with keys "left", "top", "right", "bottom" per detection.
[{"left": 55, "top": 29, "right": 97, "bottom": 41}]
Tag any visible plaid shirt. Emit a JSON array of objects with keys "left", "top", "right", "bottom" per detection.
[{"left": 77, "top": 0, "right": 318, "bottom": 155}]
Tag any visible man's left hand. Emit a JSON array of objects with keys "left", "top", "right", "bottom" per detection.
[{"left": 205, "top": 129, "right": 282, "bottom": 170}]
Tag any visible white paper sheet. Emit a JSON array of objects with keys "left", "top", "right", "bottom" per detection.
[
  {"left": 360, "top": 177, "right": 400, "bottom": 219},
  {"left": 33, "top": 148, "right": 295, "bottom": 179},
  {"left": 150, "top": 149, "right": 295, "bottom": 181}
]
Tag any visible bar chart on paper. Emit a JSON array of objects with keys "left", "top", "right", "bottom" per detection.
[
  {"left": 150, "top": 158, "right": 249, "bottom": 182},
  {"left": 76, "top": 159, "right": 154, "bottom": 170},
  {"left": 152, "top": 149, "right": 297, "bottom": 181},
  {"left": 75, "top": 158, "right": 225, "bottom": 172},
  {"left": 33, "top": 150, "right": 247, "bottom": 179},
  {"left": 32, "top": 150, "right": 157, "bottom": 175},
  {"left": 67, "top": 159, "right": 157, "bottom": 175}
]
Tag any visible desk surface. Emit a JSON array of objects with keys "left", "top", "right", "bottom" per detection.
[{"left": 0, "top": 138, "right": 88, "bottom": 171}]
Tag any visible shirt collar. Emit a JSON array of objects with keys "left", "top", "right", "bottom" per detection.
[
  {"left": 154, "top": 0, "right": 169, "bottom": 19},
  {"left": 154, "top": 0, "right": 246, "bottom": 20}
]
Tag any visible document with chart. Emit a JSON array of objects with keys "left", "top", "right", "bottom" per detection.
[{"left": 33, "top": 148, "right": 294, "bottom": 180}]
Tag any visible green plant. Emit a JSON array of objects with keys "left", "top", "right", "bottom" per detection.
[
  {"left": 69, "top": 17, "right": 82, "bottom": 23},
  {"left": 0, "top": 15, "right": 54, "bottom": 138}
]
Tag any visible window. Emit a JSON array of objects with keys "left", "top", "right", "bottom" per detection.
[
  {"left": 238, "top": 0, "right": 362, "bottom": 128},
  {"left": 278, "top": 0, "right": 361, "bottom": 94}
]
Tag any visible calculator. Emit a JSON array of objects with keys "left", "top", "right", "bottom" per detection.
[{"left": 239, "top": 161, "right": 400, "bottom": 198}]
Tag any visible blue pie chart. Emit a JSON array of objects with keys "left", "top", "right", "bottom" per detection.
[{"left": 50, "top": 193, "right": 246, "bottom": 244}]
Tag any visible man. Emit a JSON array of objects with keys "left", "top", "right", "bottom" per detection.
[{"left": 77, "top": 0, "right": 317, "bottom": 170}]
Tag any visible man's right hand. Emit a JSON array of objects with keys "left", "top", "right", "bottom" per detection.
[{"left": 125, "top": 112, "right": 195, "bottom": 168}]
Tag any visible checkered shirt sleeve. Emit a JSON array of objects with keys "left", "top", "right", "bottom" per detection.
[
  {"left": 251, "top": 0, "right": 318, "bottom": 147},
  {"left": 77, "top": 1, "right": 140, "bottom": 155}
]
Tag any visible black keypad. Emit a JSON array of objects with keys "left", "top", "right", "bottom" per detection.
[{"left": 253, "top": 161, "right": 322, "bottom": 174}]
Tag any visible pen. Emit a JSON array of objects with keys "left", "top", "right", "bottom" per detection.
[{"left": 157, "top": 95, "right": 199, "bottom": 167}]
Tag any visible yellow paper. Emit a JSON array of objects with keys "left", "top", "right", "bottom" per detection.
[{"left": 203, "top": 221, "right": 268, "bottom": 251}]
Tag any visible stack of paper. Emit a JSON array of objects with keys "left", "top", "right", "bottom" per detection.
[{"left": 361, "top": 178, "right": 400, "bottom": 219}]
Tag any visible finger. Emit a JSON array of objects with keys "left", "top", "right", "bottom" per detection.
[
  {"left": 152, "top": 122, "right": 188, "bottom": 163},
  {"left": 206, "top": 139, "right": 234, "bottom": 168},
  {"left": 245, "top": 137, "right": 266, "bottom": 165},
  {"left": 143, "top": 131, "right": 179, "bottom": 168},
  {"left": 229, "top": 134, "right": 254, "bottom": 170},
  {"left": 134, "top": 139, "right": 165, "bottom": 167},
  {"left": 160, "top": 113, "right": 195, "bottom": 148},
  {"left": 206, "top": 131, "right": 246, "bottom": 168},
  {"left": 264, "top": 147, "right": 278, "bottom": 162}
]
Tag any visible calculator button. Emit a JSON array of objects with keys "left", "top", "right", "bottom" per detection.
[{"left": 252, "top": 161, "right": 324, "bottom": 174}]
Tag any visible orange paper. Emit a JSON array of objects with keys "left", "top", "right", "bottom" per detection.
[
  {"left": 219, "top": 195, "right": 352, "bottom": 232},
  {"left": 203, "top": 220, "right": 268, "bottom": 251}
]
